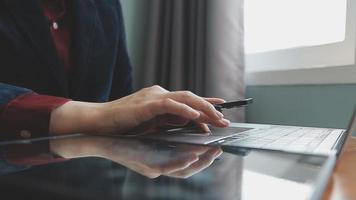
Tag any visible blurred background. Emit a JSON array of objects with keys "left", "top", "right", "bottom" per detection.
[{"left": 121, "top": 0, "right": 356, "bottom": 131}]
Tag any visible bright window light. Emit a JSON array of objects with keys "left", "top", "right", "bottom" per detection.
[{"left": 245, "top": 0, "right": 348, "bottom": 54}]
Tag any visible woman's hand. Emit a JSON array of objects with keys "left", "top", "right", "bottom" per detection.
[
  {"left": 49, "top": 85, "right": 227, "bottom": 178},
  {"left": 50, "top": 85, "right": 230, "bottom": 135}
]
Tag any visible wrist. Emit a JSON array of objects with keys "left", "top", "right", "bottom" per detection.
[
  {"left": 49, "top": 101, "right": 104, "bottom": 135},
  {"left": 49, "top": 136, "right": 107, "bottom": 159}
]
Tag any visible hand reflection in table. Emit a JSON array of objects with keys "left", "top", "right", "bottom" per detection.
[
  {"left": 1, "top": 136, "right": 243, "bottom": 200},
  {"left": 52, "top": 136, "right": 243, "bottom": 200},
  {"left": 50, "top": 136, "right": 223, "bottom": 179}
]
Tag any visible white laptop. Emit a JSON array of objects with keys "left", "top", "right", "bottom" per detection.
[{"left": 135, "top": 108, "right": 356, "bottom": 156}]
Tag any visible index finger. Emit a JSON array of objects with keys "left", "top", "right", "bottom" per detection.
[{"left": 165, "top": 91, "right": 224, "bottom": 121}]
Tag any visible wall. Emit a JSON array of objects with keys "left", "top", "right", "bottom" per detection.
[
  {"left": 121, "top": 0, "right": 150, "bottom": 90},
  {"left": 246, "top": 84, "right": 356, "bottom": 129}
]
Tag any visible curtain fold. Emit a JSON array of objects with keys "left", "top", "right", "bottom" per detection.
[{"left": 137, "top": 0, "right": 245, "bottom": 122}]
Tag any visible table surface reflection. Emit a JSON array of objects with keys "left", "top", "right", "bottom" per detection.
[{"left": 0, "top": 135, "right": 333, "bottom": 200}]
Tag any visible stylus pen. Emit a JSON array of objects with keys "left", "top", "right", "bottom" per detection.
[{"left": 214, "top": 98, "right": 253, "bottom": 112}]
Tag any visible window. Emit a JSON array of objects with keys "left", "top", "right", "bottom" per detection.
[
  {"left": 244, "top": 0, "right": 356, "bottom": 85},
  {"left": 245, "top": 0, "right": 347, "bottom": 55}
]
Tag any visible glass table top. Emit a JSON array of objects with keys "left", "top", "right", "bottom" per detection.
[{"left": 0, "top": 134, "right": 333, "bottom": 200}]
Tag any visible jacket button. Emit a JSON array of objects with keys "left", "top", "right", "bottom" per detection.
[
  {"left": 20, "top": 130, "right": 32, "bottom": 139},
  {"left": 52, "top": 22, "right": 59, "bottom": 30}
]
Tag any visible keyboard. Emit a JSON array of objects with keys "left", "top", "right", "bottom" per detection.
[{"left": 223, "top": 126, "right": 342, "bottom": 153}]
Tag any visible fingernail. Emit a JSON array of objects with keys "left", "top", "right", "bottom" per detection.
[
  {"left": 220, "top": 119, "right": 230, "bottom": 126},
  {"left": 216, "top": 111, "right": 224, "bottom": 118},
  {"left": 214, "top": 149, "right": 223, "bottom": 157},
  {"left": 184, "top": 154, "right": 199, "bottom": 163},
  {"left": 192, "top": 111, "right": 201, "bottom": 119},
  {"left": 216, "top": 148, "right": 223, "bottom": 155}
]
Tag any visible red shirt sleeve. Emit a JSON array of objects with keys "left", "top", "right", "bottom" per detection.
[{"left": 0, "top": 93, "right": 70, "bottom": 165}]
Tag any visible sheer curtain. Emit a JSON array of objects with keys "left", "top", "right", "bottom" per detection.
[{"left": 135, "top": 0, "right": 245, "bottom": 122}]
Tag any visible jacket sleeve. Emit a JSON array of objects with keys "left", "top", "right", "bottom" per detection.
[
  {"left": 0, "top": 82, "right": 70, "bottom": 141},
  {"left": 109, "top": 0, "right": 133, "bottom": 100},
  {"left": 0, "top": 82, "right": 69, "bottom": 174}
]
